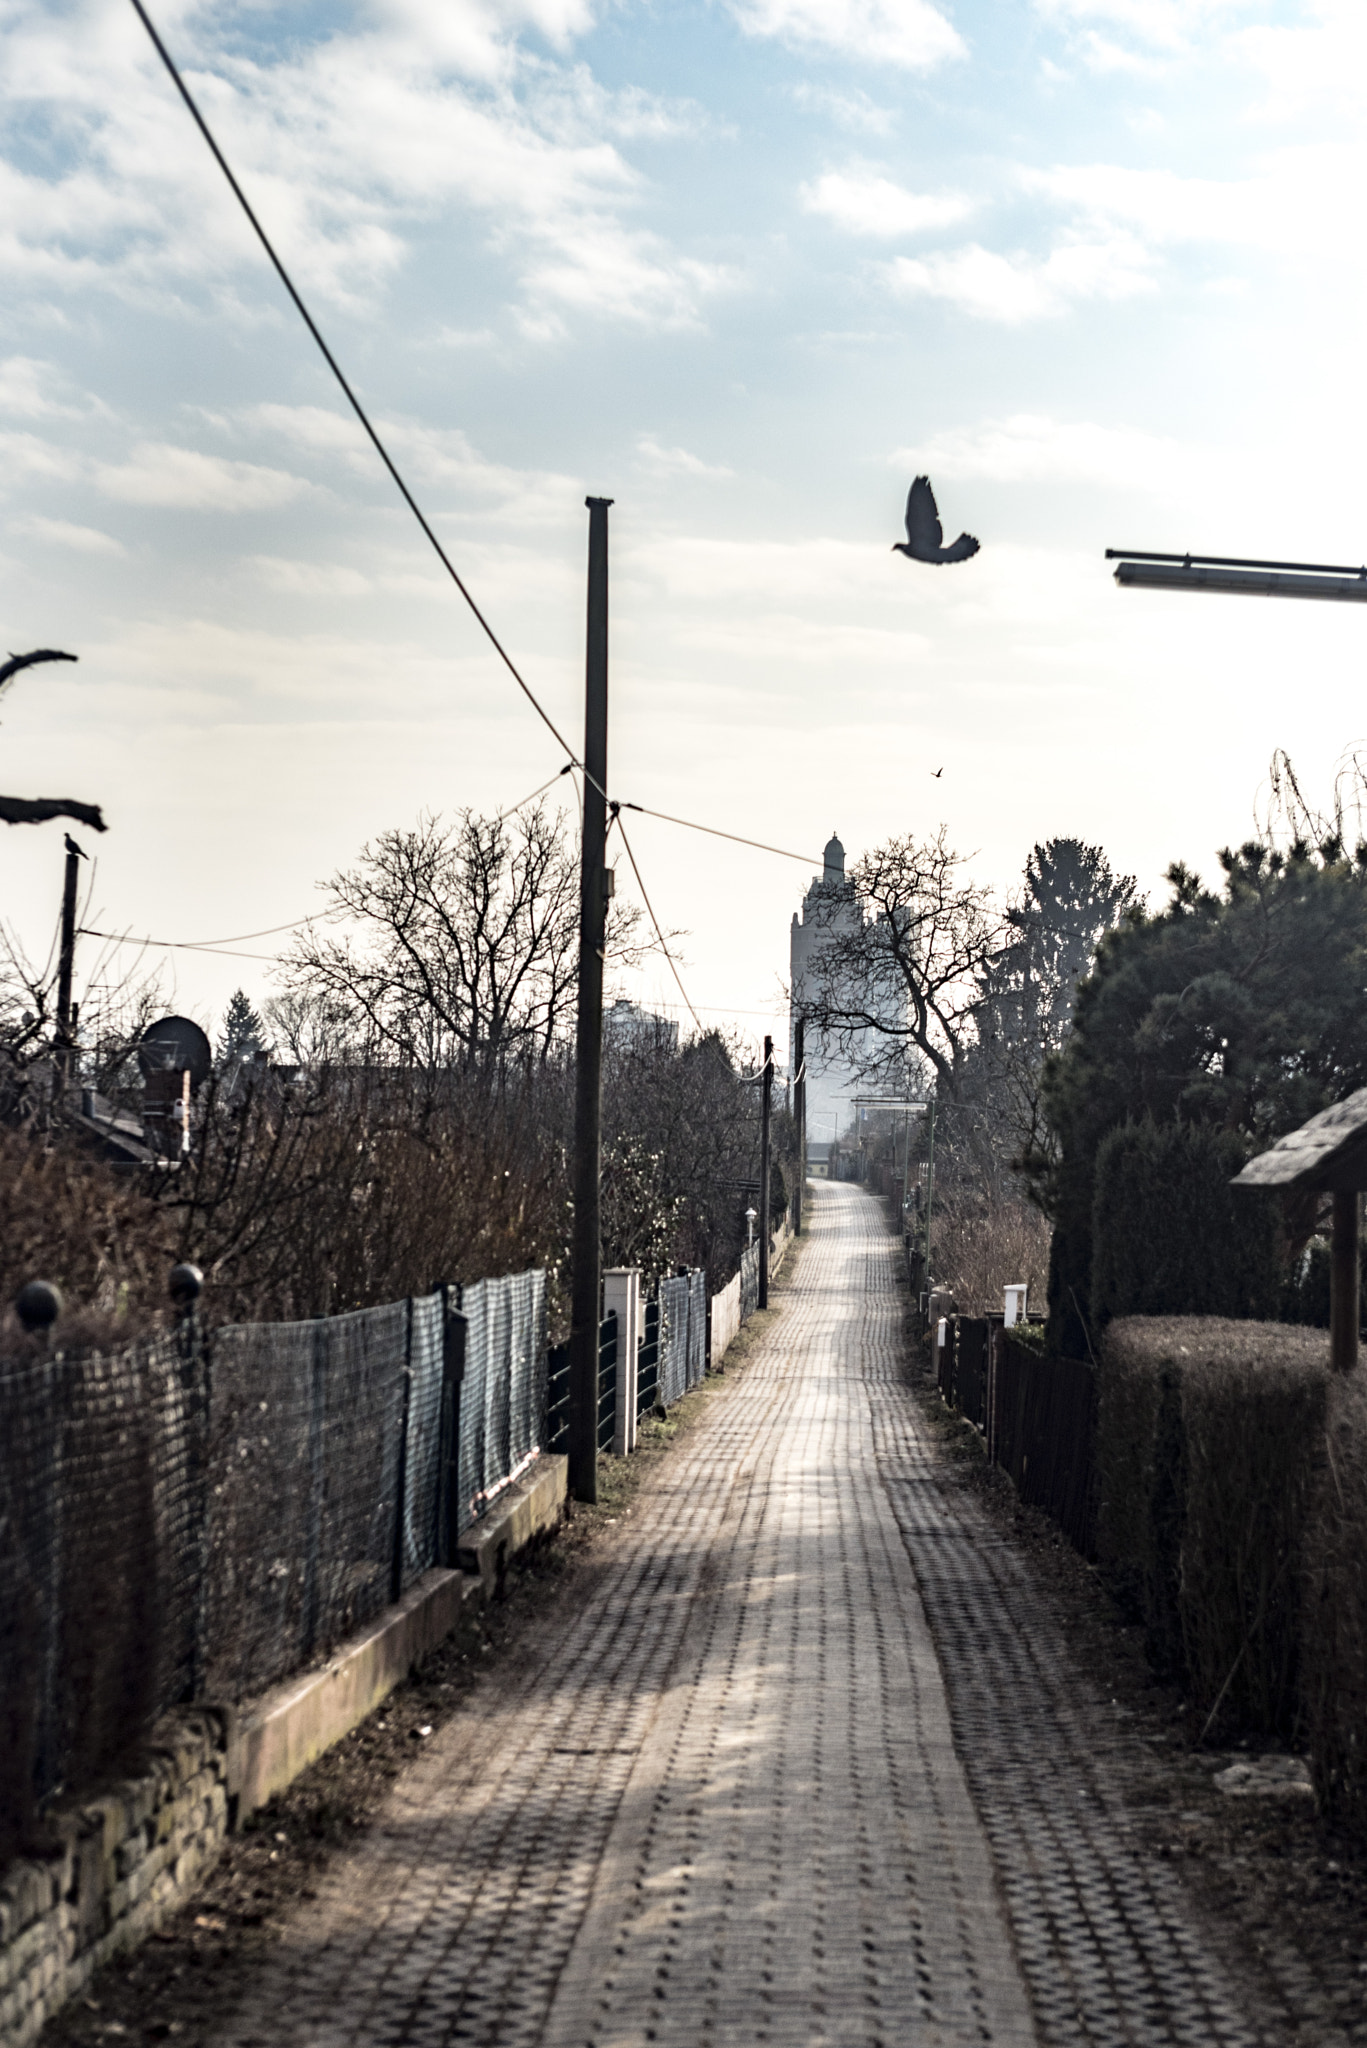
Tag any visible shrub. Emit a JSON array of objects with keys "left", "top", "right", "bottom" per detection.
[
  {"left": 1303, "top": 1372, "right": 1367, "bottom": 1840},
  {"left": 930, "top": 1199, "right": 1051, "bottom": 1318},
  {"left": 1090, "top": 1120, "right": 1283, "bottom": 1329},
  {"left": 1099, "top": 1316, "right": 1329, "bottom": 1737}
]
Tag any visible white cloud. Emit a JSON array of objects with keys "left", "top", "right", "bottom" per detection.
[
  {"left": 787, "top": 83, "right": 896, "bottom": 134},
  {"left": 635, "top": 437, "right": 734, "bottom": 479},
  {"left": 0, "top": 355, "right": 89, "bottom": 420},
  {"left": 0, "top": 2, "right": 722, "bottom": 336},
  {"left": 250, "top": 558, "right": 375, "bottom": 597},
  {"left": 801, "top": 168, "right": 972, "bottom": 239},
  {"left": 732, "top": 0, "right": 965, "bottom": 72},
  {"left": 1032, "top": 0, "right": 1252, "bottom": 65},
  {"left": 0, "top": 430, "right": 81, "bottom": 487},
  {"left": 903, "top": 413, "right": 1194, "bottom": 492},
  {"left": 1236, "top": 5, "right": 1367, "bottom": 121},
  {"left": 95, "top": 444, "right": 310, "bottom": 512},
  {"left": 245, "top": 403, "right": 580, "bottom": 524},
  {"left": 11, "top": 514, "right": 127, "bottom": 554},
  {"left": 885, "top": 231, "right": 1156, "bottom": 322}
]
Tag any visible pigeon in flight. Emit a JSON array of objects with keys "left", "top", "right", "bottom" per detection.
[
  {"left": 931, "top": 767, "right": 944, "bottom": 778},
  {"left": 894, "top": 477, "right": 979, "bottom": 566}
]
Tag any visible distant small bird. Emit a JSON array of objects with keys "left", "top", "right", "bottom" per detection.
[
  {"left": 64, "top": 833, "right": 87, "bottom": 860},
  {"left": 893, "top": 477, "right": 979, "bottom": 566},
  {"left": 931, "top": 767, "right": 944, "bottom": 778}
]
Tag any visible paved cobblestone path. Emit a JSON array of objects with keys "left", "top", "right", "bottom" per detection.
[{"left": 207, "top": 1184, "right": 1271, "bottom": 2048}]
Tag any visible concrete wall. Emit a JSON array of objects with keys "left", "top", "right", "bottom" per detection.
[{"left": 710, "top": 1273, "right": 740, "bottom": 1368}]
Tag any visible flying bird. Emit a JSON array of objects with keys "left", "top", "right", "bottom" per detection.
[
  {"left": 931, "top": 767, "right": 944, "bottom": 778},
  {"left": 894, "top": 477, "right": 979, "bottom": 566}
]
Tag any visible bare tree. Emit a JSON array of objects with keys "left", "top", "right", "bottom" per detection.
[
  {"left": 800, "top": 828, "right": 1005, "bottom": 1100},
  {"left": 279, "top": 803, "right": 642, "bottom": 1076}
]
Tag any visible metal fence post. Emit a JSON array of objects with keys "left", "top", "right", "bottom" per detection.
[
  {"left": 302, "top": 1321, "right": 327, "bottom": 1661},
  {"left": 439, "top": 1291, "right": 468, "bottom": 1567},
  {"left": 390, "top": 1297, "right": 415, "bottom": 1604}
]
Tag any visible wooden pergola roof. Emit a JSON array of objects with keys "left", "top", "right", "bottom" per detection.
[{"left": 1232, "top": 1086, "right": 1367, "bottom": 1193}]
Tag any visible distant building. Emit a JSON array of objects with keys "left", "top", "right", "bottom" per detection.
[
  {"left": 790, "top": 831, "right": 893, "bottom": 1144},
  {"left": 604, "top": 997, "right": 680, "bottom": 1055}
]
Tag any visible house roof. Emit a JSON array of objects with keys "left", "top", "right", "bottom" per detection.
[{"left": 1232, "top": 1085, "right": 1367, "bottom": 1192}]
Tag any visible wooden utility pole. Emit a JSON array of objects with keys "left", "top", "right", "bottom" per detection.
[
  {"left": 758, "top": 1034, "right": 773, "bottom": 1309},
  {"left": 569, "top": 496, "right": 613, "bottom": 1503},
  {"left": 793, "top": 1018, "right": 805, "bottom": 1235},
  {"left": 55, "top": 834, "right": 85, "bottom": 1094}
]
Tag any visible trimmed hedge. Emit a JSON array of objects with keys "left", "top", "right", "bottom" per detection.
[
  {"left": 1090, "top": 1121, "right": 1283, "bottom": 1329},
  {"left": 1303, "top": 1372, "right": 1367, "bottom": 1839},
  {"left": 1098, "top": 1317, "right": 1329, "bottom": 1738}
]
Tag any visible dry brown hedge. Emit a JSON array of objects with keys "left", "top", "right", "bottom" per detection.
[
  {"left": 1303, "top": 1372, "right": 1367, "bottom": 1839},
  {"left": 1099, "top": 1316, "right": 1330, "bottom": 1739}
]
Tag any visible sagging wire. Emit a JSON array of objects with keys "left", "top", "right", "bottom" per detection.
[
  {"left": 128, "top": 0, "right": 578, "bottom": 769},
  {"left": 80, "top": 931, "right": 282, "bottom": 962},
  {"left": 497, "top": 764, "right": 574, "bottom": 822},
  {"left": 611, "top": 805, "right": 705, "bottom": 1038},
  {"left": 615, "top": 803, "right": 821, "bottom": 868},
  {"left": 129, "top": 1, "right": 826, "bottom": 879}
]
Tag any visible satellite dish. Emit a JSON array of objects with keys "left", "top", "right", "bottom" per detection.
[{"left": 138, "top": 1015, "right": 212, "bottom": 1090}]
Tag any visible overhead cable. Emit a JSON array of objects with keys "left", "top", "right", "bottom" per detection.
[
  {"left": 127, "top": 0, "right": 578, "bottom": 767},
  {"left": 80, "top": 929, "right": 280, "bottom": 962},
  {"left": 612, "top": 811, "right": 705, "bottom": 1038},
  {"left": 129, "top": 1, "right": 826, "bottom": 879},
  {"left": 618, "top": 803, "right": 821, "bottom": 867},
  {"left": 498, "top": 764, "right": 574, "bottom": 822}
]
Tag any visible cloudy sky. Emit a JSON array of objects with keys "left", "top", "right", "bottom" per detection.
[{"left": 1, "top": 0, "right": 1365, "bottom": 1053}]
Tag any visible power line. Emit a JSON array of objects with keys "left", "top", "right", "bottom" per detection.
[
  {"left": 130, "top": 2, "right": 826, "bottom": 881},
  {"left": 612, "top": 810, "right": 704, "bottom": 1037},
  {"left": 498, "top": 764, "right": 574, "bottom": 822},
  {"left": 619, "top": 804, "right": 821, "bottom": 867},
  {"left": 128, "top": 0, "right": 577, "bottom": 767},
  {"left": 80, "top": 929, "right": 280, "bottom": 962}
]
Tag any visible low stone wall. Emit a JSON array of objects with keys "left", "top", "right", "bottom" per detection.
[{"left": 1, "top": 1709, "right": 229, "bottom": 2046}]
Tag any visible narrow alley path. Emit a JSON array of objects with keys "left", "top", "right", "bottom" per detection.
[{"left": 206, "top": 1184, "right": 1268, "bottom": 2048}]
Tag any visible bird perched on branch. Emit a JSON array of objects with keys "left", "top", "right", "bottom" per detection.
[{"left": 893, "top": 477, "right": 979, "bottom": 565}]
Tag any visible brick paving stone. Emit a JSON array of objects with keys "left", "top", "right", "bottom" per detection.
[{"left": 203, "top": 1183, "right": 1283, "bottom": 2048}]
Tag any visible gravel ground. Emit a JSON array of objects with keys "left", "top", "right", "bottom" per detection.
[{"left": 35, "top": 1239, "right": 1367, "bottom": 2047}]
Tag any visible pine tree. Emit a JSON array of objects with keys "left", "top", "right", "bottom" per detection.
[{"left": 217, "top": 988, "right": 265, "bottom": 1067}]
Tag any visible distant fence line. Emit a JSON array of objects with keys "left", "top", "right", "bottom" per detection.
[{"left": 930, "top": 1306, "right": 1097, "bottom": 1556}]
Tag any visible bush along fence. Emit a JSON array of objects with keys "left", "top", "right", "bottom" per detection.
[
  {"left": 927, "top": 1291, "right": 1367, "bottom": 1849},
  {"left": 0, "top": 1223, "right": 790, "bottom": 2041}
]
